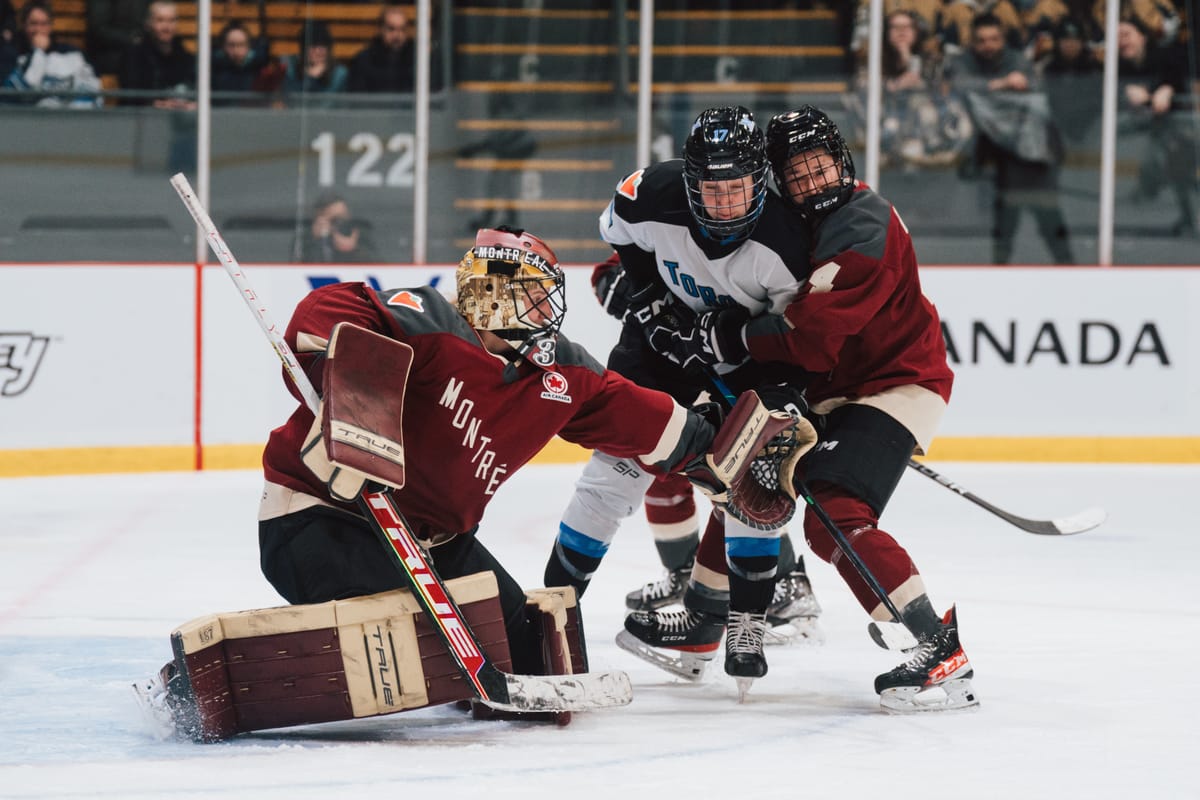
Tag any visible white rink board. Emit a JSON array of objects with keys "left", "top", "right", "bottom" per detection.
[
  {"left": 0, "top": 266, "right": 195, "bottom": 448},
  {"left": 0, "top": 264, "right": 1195, "bottom": 450}
]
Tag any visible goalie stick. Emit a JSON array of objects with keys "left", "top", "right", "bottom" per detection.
[
  {"left": 905, "top": 459, "right": 1106, "bottom": 536},
  {"left": 169, "top": 173, "right": 630, "bottom": 714}
]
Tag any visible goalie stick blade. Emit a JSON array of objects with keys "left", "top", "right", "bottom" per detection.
[{"left": 480, "top": 670, "right": 633, "bottom": 713}]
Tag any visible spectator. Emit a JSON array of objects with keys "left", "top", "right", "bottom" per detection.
[
  {"left": 1, "top": 0, "right": 15, "bottom": 44},
  {"left": 1117, "top": 16, "right": 1195, "bottom": 235},
  {"left": 87, "top": 0, "right": 149, "bottom": 77},
  {"left": 211, "top": 20, "right": 271, "bottom": 105},
  {"left": 291, "top": 191, "right": 376, "bottom": 263},
  {"left": 945, "top": 12, "right": 1074, "bottom": 264},
  {"left": 1097, "top": 0, "right": 1182, "bottom": 46},
  {"left": 1, "top": 0, "right": 19, "bottom": 84},
  {"left": 2, "top": 0, "right": 102, "bottom": 108},
  {"left": 348, "top": 4, "right": 420, "bottom": 93},
  {"left": 119, "top": 0, "right": 195, "bottom": 108},
  {"left": 1039, "top": 18, "right": 1103, "bottom": 144},
  {"left": 281, "top": 20, "right": 347, "bottom": 104}
]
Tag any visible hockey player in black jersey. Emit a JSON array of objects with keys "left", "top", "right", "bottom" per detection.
[{"left": 543, "top": 106, "right": 822, "bottom": 696}]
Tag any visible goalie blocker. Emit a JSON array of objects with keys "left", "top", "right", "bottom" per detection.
[{"left": 134, "top": 574, "right": 590, "bottom": 741}]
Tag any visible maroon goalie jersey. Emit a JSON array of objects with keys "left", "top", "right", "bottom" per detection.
[{"left": 262, "top": 282, "right": 701, "bottom": 540}]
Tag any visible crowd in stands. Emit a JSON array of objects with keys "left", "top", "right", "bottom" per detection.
[
  {"left": 0, "top": 0, "right": 428, "bottom": 106},
  {"left": 844, "top": 0, "right": 1198, "bottom": 251}
]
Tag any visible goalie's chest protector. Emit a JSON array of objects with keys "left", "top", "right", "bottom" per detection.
[{"left": 370, "top": 288, "right": 614, "bottom": 535}]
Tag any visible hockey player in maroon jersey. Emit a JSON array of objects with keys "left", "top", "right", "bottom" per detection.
[
  {"left": 257, "top": 225, "right": 814, "bottom": 684},
  {"left": 626, "top": 106, "right": 976, "bottom": 712},
  {"left": 544, "top": 107, "right": 825, "bottom": 697}
]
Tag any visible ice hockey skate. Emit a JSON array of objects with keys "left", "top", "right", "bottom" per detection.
[
  {"left": 875, "top": 605, "right": 979, "bottom": 713},
  {"left": 615, "top": 607, "right": 724, "bottom": 681},
  {"left": 764, "top": 567, "right": 824, "bottom": 645},
  {"left": 624, "top": 564, "right": 691, "bottom": 612},
  {"left": 724, "top": 611, "right": 768, "bottom": 701}
]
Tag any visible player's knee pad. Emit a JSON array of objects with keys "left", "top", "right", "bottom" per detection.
[
  {"left": 802, "top": 483, "right": 878, "bottom": 564},
  {"left": 157, "top": 572, "right": 537, "bottom": 742}
]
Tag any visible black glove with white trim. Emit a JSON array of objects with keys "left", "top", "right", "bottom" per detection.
[{"left": 671, "top": 307, "right": 751, "bottom": 369}]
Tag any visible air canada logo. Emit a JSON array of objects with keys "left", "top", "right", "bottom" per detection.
[
  {"left": 0, "top": 333, "right": 49, "bottom": 397},
  {"left": 540, "top": 372, "right": 572, "bottom": 404},
  {"left": 387, "top": 291, "right": 425, "bottom": 312}
]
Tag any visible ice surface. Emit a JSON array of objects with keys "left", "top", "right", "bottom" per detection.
[{"left": 1, "top": 463, "right": 1196, "bottom": 799}]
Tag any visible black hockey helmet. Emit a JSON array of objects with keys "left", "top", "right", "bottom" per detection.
[
  {"left": 682, "top": 105, "right": 769, "bottom": 245},
  {"left": 765, "top": 106, "right": 856, "bottom": 220}
]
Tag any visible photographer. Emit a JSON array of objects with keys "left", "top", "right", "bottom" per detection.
[{"left": 292, "top": 191, "right": 376, "bottom": 263}]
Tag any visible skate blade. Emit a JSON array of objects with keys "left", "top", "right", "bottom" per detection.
[
  {"left": 764, "top": 617, "right": 824, "bottom": 646},
  {"left": 879, "top": 678, "right": 980, "bottom": 714},
  {"left": 614, "top": 630, "right": 714, "bottom": 682},
  {"left": 130, "top": 678, "right": 177, "bottom": 740},
  {"left": 734, "top": 676, "right": 756, "bottom": 703}
]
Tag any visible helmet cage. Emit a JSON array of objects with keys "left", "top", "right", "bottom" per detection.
[
  {"left": 456, "top": 228, "right": 567, "bottom": 361},
  {"left": 766, "top": 106, "right": 856, "bottom": 219},
  {"left": 682, "top": 106, "right": 769, "bottom": 245}
]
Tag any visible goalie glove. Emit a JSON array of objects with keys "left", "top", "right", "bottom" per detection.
[
  {"left": 300, "top": 405, "right": 371, "bottom": 503},
  {"left": 725, "top": 413, "right": 818, "bottom": 531},
  {"left": 682, "top": 391, "right": 817, "bottom": 530}
]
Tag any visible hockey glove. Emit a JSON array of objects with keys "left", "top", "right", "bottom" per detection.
[
  {"left": 673, "top": 307, "right": 750, "bottom": 369},
  {"left": 755, "top": 381, "right": 808, "bottom": 420},
  {"left": 682, "top": 390, "right": 796, "bottom": 503},
  {"left": 592, "top": 253, "right": 636, "bottom": 320},
  {"left": 725, "top": 413, "right": 818, "bottom": 531},
  {"left": 300, "top": 405, "right": 370, "bottom": 502}
]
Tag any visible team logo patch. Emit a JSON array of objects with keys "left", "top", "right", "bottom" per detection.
[
  {"left": 387, "top": 291, "right": 425, "bottom": 311},
  {"left": 616, "top": 169, "right": 645, "bottom": 201},
  {"left": 540, "top": 372, "right": 572, "bottom": 404}
]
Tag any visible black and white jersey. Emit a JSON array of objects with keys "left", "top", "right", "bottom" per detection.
[{"left": 599, "top": 159, "right": 812, "bottom": 316}]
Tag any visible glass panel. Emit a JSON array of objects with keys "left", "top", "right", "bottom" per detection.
[
  {"left": 847, "top": 3, "right": 1091, "bottom": 265},
  {"left": 1113, "top": 9, "right": 1199, "bottom": 264},
  {"left": 442, "top": 0, "right": 626, "bottom": 264},
  {"left": 642, "top": 2, "right": 854, "bottom": 180}
]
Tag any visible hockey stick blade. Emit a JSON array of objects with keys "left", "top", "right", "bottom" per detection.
[
  {"left": 972, "top": 495, "right": 1107, "bottom": 536},
  {"left": 906, "top": 459, "right": 1107, "bottom": 536},
  {"left": 491, "top": 670, "right": 633, "bottom": 713},
  {"left": 867, "top": 620, "right": 919, "bottom": 652}
]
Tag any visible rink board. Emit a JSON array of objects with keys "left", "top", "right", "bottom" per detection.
[{"left": 1, "top": 263, "right": 1196, "bottom": 474}]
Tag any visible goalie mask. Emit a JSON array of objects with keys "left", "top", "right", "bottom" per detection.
[
  {"left": 682, "top": 106, "right": 769, "bottom": 245},
  {"left": 765, "top": 106, "right": 856, "bottom": 220},
  {"left": 456, "top": 226, "right": 567, "bottom": 366}
]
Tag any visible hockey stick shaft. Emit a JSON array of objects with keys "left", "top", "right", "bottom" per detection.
[
  {"left": 169, "top": 173, "right": 508, "bottom": 703},
  {"left": 704, "top": 371, "right": 908, "bottom": 627}
]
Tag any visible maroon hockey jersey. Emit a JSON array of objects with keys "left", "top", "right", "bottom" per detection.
[
  {"left": 744, "top": 184, "right": 953, "bottom": 408},
  {"left": 262, "top": 282, "right": 701, "bottom": 540}
]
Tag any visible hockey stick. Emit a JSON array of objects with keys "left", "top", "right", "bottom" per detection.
[
  {"left": 905, "top": 459, "right": 1106, "bottom": 536},
  {"left": 703, "top": 371, "right": 912, "bottom": 635},
  {"left": 170, "top": 173, "right": 630, "bottom": 713}
]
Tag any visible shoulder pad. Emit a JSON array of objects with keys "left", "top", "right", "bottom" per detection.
[{"left": 611, "top": 160, "right": 688, "bottom": 224}]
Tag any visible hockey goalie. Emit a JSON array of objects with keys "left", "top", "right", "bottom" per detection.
[{"left": 133, "top": 225, "right": 816, "bottom": 741}]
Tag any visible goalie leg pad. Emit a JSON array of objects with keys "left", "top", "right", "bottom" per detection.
[{"left": 145, "top": 571, "right": 511, "bottom": 742}]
